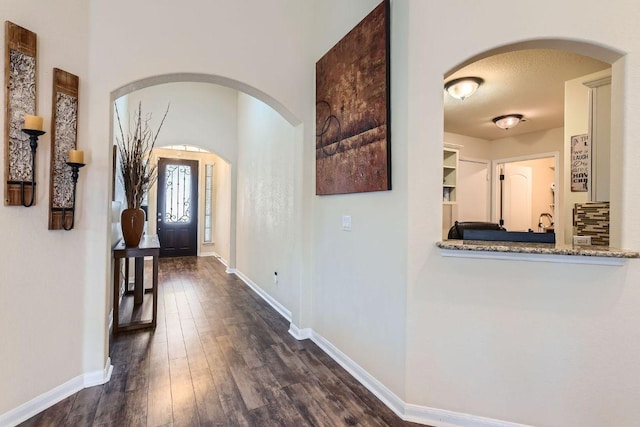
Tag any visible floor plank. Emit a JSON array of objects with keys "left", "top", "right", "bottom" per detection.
[{"left": 19, "top": 256, "right": 426, "bottom": 427}]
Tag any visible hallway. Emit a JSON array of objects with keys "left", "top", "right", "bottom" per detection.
[{"left": 20, "top": 257, "right": 420, "bottom": 426}]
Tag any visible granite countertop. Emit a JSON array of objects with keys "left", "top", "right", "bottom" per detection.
[{"left": 437, "top": 239, "right": 640, "bottom": 259}]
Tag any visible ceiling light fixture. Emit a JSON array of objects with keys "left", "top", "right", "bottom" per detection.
[
  {"left": 492, "top": 114, "right": 524, "bottom": 130},
  {"left": 444, "top": 77, "right": 483, "bottom": 100}
]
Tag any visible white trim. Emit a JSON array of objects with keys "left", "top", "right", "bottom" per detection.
[
  {"left": 288, "top": 324, "right": 529, "bottom": 427},
  {"left": 0, "top": 358, "right": 112, "bottom": 427},
  {"left": 205, "top": 251, "right": 229, "bottom": 269},
  {"left": 288, "top": 323, "right": 312, "bottom": 340},
  {"left": 583, "top": 75, "right": 611, "bottom": 88},
  {"left": 438, "top": 248, "right": 626, "bottom": 266},
  {"left": 226, "top": 267, "right": 237, "bottom": 274},
  {"left": 199, "top": 251, "right": 218, "bottom": 258},
  {"left": 234, "top": 270, "right": 292, "bottom": 322},
  {"left": 444, "top": 142, "right": 464, "bottom": 150},
  {"left": 404, "top": 404, "right": 533, "bottom": 427}
]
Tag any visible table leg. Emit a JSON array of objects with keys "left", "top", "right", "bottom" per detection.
[
  {"left": 134, "top": 256, "right": 144, "bottom": 305},
  {"left": 152, "top": 254, "right": 158, "bottom": 329},
  {"left": 113, "top": 257, "right": 120, "bottom": 335},
  {"left": 125, "top": 258, "right": 130, "bottom": 293}
]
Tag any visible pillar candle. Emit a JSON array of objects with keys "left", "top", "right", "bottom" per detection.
[
  {"left": 68, "top": 149, "right": 84, "bottom": 164},
  {"left": 24, "top": 114, "right": 44, "bottom": 131}
]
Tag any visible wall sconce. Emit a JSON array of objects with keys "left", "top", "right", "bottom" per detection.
[
  {"left": 60, "top": 149, "right": 85, "bottom": 230},
  {"left": 492, "top": 114, "right": 524, "bottom": 130},
  {"left": 20, "top": 114, "right": 45, "bottom": 207},
  {"left": 444, "top": 77, "right": 483, "bottom": 100}
]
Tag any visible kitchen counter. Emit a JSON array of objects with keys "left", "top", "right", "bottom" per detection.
[{"left": 437, "top": 239, "right": 639, "bottom": 265}]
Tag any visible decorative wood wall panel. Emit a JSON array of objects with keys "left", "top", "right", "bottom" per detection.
[
  {"left": 4, "top": 21, "right": 38, "bottom": 205},
  {"left": 49, "top": 68, "right": 79, "bottom": 229}
]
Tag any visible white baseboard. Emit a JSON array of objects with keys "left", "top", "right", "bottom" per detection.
[
  {"left": 200, "top": 251, "right": 218, "bottom": 258},
  {"left": 234, "top": 270, "right": 292, "bottom": 322},
  {"left": 288, "top": 323, "right": 530, "bottom": 427},
  {"left": 404, "top": 404, "right": 532, "bottom": 427},
  {"left": 288, "top": 324, "right": 312, "bottom": 340},
  {"left": 0, "top": 358, "right": 113, "bottom": 427},
  {"left": 205, "top": 251, "right": 229, "bottom": 267},
  {"left": 300, "top": 328, "right": 406, "bottom": 420}
]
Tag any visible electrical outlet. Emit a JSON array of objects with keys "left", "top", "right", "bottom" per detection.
[
  {"left": 273, "top": 272, "right": 278, "bottom": 284},
  {"left": 573, "top": 235, "right": 591, "bottom": 246}
]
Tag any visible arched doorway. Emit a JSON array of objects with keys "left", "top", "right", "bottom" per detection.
[
  {"left": 109, "top": 74, "right": 305, "bottom": 338},
  {"left": 110, "top": 73, "right": 302, "bottom": 268},
  {"left": 442, "top": 40, "right": 624, "bottom": 246}
]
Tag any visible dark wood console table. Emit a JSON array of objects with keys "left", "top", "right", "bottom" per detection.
[{"left": 112, "top": 235, "right": 160, "bottom": 335}]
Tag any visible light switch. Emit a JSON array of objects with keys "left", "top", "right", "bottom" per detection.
[{"left": 342, "top": 215, "right": 352, "bottom": 231}]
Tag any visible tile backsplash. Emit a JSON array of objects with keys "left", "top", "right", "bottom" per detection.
[{"left": 574, "top": 202, "right": 609, "bottom": 246}]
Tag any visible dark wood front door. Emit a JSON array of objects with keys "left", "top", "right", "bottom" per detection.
[{"left": 157, "top": 158, "right": 198, "bottom": 257}]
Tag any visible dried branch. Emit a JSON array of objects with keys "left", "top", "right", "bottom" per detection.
[{"left": 115, "top": 101, "right": 169, "bottom": 209}]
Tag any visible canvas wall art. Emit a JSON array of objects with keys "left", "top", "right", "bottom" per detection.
[{"left": 315, "top": 0, "right": 390, "bottom": 195}]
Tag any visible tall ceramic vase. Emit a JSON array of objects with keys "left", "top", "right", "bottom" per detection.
[{"left": 121, "top": 208, "right": 145, "bottom": 247}]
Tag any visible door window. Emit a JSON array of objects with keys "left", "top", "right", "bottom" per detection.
[{"left": 164, "top": 164, "right": 192, "bottom": 223}]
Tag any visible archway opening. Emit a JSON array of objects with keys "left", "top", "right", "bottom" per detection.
[
  {"left": 109, "top": 74, "right": 304, "bottom": 339},
  {"left": 442, "top": 40, "right": 623, "bottom": 247}
]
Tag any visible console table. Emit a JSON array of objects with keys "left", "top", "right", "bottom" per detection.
[{"left": 112, "top": 235, "right": 160, "bottom": 335}]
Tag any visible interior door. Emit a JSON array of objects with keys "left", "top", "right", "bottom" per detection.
[
  {"left": 458, "top": 159, "right": 490, "bottom": 222},
  {"left": 157, "top": 158, "right": 198, "bottom": 257},
  {"left": 501, "top": 163, "right": 532, "bottom": 231}
]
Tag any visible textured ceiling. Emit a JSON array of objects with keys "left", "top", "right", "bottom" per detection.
[{"left": 443, "top": 49, "right": 610, "bottom": 141}]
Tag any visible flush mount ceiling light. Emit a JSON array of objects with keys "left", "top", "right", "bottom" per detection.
[
  {"left": 492, "top": 114, "right": 524, "bottom": 130},
  {"left": 444, "top": 77, "right": 484, "bottom": 100}
]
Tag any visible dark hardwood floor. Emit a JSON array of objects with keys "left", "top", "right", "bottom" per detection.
[{"left": 20, "top": 256, "right": 424, "bottom": 427}]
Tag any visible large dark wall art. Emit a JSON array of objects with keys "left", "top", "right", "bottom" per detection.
[{"left": 315, "top": 0, "right": 390, "bottom": 195}]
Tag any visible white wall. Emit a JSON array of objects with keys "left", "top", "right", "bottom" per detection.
[
  {"left": 564, "top": 69, "right": 611, "bottom": 244},
  {"left": 406, "top": 1, "right": 640, "bottom": 426},
  {"left": 5, "top": 2, "right": 640, "bottom": 427},
  {"left": 444, "top": 132, "right": 491, "bottom": 160},
  {"left": 310, "top": 0, "right": 408, "bottom": 396},
  {"left": 490, "top": 127, "right": 564, "bottom": 160},
  {"left": 236, "top": 93, "right": 299, "bottom": 316},
  {"left": 121, "top": 82, "right": 239, "bottom": 165},
  {"left": 212, "top": 159, "right": 232, "bottom": 263},
  {"left": 0, "top": 0, "right": 91, "bottom": 417}
]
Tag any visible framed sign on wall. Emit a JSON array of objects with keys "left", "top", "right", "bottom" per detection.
[{"left": 571, "top": 133, "right": 590, "bottom": 192}]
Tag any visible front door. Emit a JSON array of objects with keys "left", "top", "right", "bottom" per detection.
[{"left": 157, "top": 158, "right": 198, "bottom": 257}]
